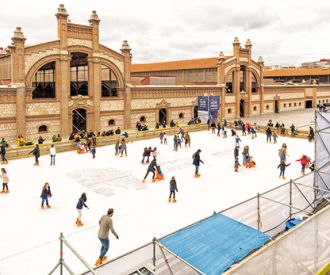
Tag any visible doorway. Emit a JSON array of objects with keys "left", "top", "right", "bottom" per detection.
[
  {"left": 305, "top": 100, "right": 313, "bottom": 109},
  {"left": 194, "top": 106, "right": 198, "bottom": 118},
  {"left": 275, "top": 100, "right": 279, "bottom": 113},
  {"left": 72, "top": 109, "right": 87, "bottom": 132},
  {"left": 159, "top": 108, "right": 167, "bottom": 124},
  {"left": 240, "top": 100, "right": 245, "bottom": 117}
]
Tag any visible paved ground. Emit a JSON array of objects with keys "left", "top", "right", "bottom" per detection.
[{"left": 245, "top": 109, "right": 316, "bottom": 130}]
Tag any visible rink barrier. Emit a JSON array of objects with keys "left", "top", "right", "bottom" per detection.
[
  {"left": 4, "top": 123, "right": 208, "bottom": 161},
  {"left": 80, "top": 172, "right": 330, "bottom": 275}
]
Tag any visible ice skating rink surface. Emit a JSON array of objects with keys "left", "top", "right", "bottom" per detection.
[{"left": 0, "top": 131, "right": 314, "bottom": 275}]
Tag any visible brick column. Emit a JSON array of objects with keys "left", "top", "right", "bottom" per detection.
[
  {"left": 234, "top": 66, "right": 240, "bottom": 118},
  {"left": 246, "top": 68, "right": 252, "bottom": 116},
  {"left": 121, "top": 40, "right": 132, "bottom": 129},
  {"left": 92, "top": 58, "right": 101, "bottom": 133},
  {"left": 59, "top": 54, "right": 70, "bottom": 136}
]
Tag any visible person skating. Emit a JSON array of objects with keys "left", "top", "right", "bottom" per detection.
[
  {"left": 184, "top": 132, "right": 191, "bottom": 147},
  {"left": 120, "top": 139, "right": 127, "bottom": 157},
  {"left": 0, "top": 168, "right": 9, "bottom": 193},
  {"left": 50, "top": 144, "right": 56, "bottom": 166},
  {"left": 142, "top": 157, "right": 157, "bottom": 182},
  {"left": 234, "top": 159, "right": 241, "bottom": 172},
  {"left": 279, "top": 143, "right": 288, "bottom": 161},
  {"left": 241, "top": 123, "right": 246, "bottom": 136},
  {"left": 0, "top": 138, "right": 8, "bottom": 164},
  {"left": 277, "top": 160, "right": 291, "bottom": 179},
  {"left": 192, "top": 149, "right": 204, "bottom": 177},
  {"left": 251, "top": 127, "right": 256, "bottom": 139},
  {"left": 155, "top": 165, "right": 164, "bottom": 181},
  {"left": 290, "top": 124, "right": 296, "bottom": 137},
  {"left": 177, "top": 135, "right": 182, "bottom": 148},
  {"left": 151, "top": 147, "right": 159, "bottom": 159},
  {"left": 217, "top": 123, "right": 221, "bottom": 136},
  {"left": 211, "top": 121, "right": 216, "bottom": 134},
  {"left": 29, "top": 144, "right": 40, "bottom": 166},
  {"left": 272, "top": 131, "right": 278, "bottom": 144},
  {"left": 115, "top": 139, "right": 120, "bottom": 156},
  {"left": 168, "top": 176, "right": 178, "bottom": 202},
  {"left": 242, "top": 146, "right": 249, "bottom": 167},
  {"left": 296, "top": 155, "right": 311, "bottom": 176},
  {"left": 235, "top": 135, "right": 242, "bottom": 147},
  {"left": 95, "top": 208, "right": 119, "bottom": 266},
  {"left": 163, "top": 132, "right": 167, "bottom": 145},
  {"left": 91, "top": 145, "right": 96, "bottom": 159},
  {"left": 76, "top": 193, "right": 89, "bottom": 226},
  {"left": 159, "top": 132, "right": 164, "bottom": 144},
  {"left": 308, "top": 126, "right": 315, "bottom": 142},
  {"left": 40, "top": 182, "right": 52, "bottom": 208},
  {"left": 265, "top": 127, "right": 272, "bottom": 143},
  {"left": 234, "top": 146, "right": 239, "bottom": 161},
  {"left": 173, "top": 135, "right": 178, "bottom": 151},
  {"left": 141, "top": 147, "right": 148, "bottom": 164}
]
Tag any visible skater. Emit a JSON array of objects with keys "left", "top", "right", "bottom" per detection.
[
  {"left": 168, "top": 176, "right": 178, "bottom": 202},
  {"left": 247, "top": 156, "right": 256, "bottom": 168},
  {"left": 177, "top": 135, "right": 182, "bottom": 148},
  {"left": 235, "top": 135, "right": 242, "bottom": 147},
  {"left": 278, "top": 160, "right": 291, "bottom": 179},
  {"left": 184, "top": 132, "right": 191, "bottom": 147},
  {"left": 234, "top": 159, "right": 241, "bottom": 172},
  {"left": 155, "top": 165, "right": 164, "bottom": 181},
  {"left": 309, "top": 161, "right": 315, "bottom": 172},
  {"left": 296, "top": 155, "right": 311, "bottom": 176},
  {"left": 29, "top": 144, "right": 40, "bottom": 166},
  {"left": 159, "top": 132, "right": 164, "bottom": 144},
  {"left": 211, "top": 121, "right": 216, "bottom": 134},
  {"left": 141, "top": 147, "right": 148, "bottom": 164},
  {"left": 115, "top": 139, "right": 120, "bottom": 156},
  {"left": 50, "top": 144, "right": 56, "bottom": 166},
  {"left": 173, "top": 135, "right": 178, "bottom": 151},
  {"left": 145, "top": 147, "right": 152, "bottom": 163},
  {"left": 0, "top": 138, "right": 8, "bottom": 164},
  {"left": 223, "top": 126, "right": 227, "bottom": 138},
  {"left": 251, "top": 127, "right": 256, "bottom": 139},
  {"left": 96, "top": 208, "right": 119, "bottom": 266},
  {"left": 279, "top": 143, "right": 288, "bottom": 161},
  {"left": 242, "top": 146, "right": 249, "bottom": 167},
  {"left": 120, "top": 139, "right": 127, "bottom": 157},
  {"left": 0, "top": 168, "right": 9, "bottom": 193},
  {"left": 143, "top": 157, "right": 157, "bottom": 182},
  {"left": 290, "top": 124, "right": 296, "bottom": 137},
  {"left": 241, "top": 123, "right": 246, "bottom": 136},
  {"left": 151, "top": 147, "right": 159, "bottom": 158},
  {"left": 265, "top": 127, "right": 272, "bottom": 143},
  {"left": 217, "top": 122, "right": 221, "bottom": 136},
  {"left": 308, "top": 126, "right": 315, "bottom": 142},
  {"left": 272, "top": 131, "right": 278, "bottom": 144},
  {"left": 280, "top": 123, "right": 286, "bottom": 135},
  {"left": 76, "top": 193, "right": 89, "bottom": 226},
  {"left": 192, "top": 149, "right": 204, "bottom": 177},
  {"left": 91, "top": 145, "right": 96, "bottom": 159},
  {"left": 40, "top": 182, "right": 52, "bottom": 208},
  {"left": 234, "top": 146, "right": 239, "bottom": 161},
  {"left": 163, "top": 132, "right": 167, "bottom": 145}
]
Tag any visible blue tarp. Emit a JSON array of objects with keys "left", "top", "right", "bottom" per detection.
[{"left": 160, "top": 214, "right": 270, "bottom": 275}]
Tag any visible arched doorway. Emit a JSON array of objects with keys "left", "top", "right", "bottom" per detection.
[
  {"left": 72, "top": 109, "right": 87, "bottom": 132},
  {"left": 275, "top": 100, "right": 280, "bottom": 113},
  {"left": 240, "top": 100, "right": 245, "bottom": 117},
  {"left": 159, "top": 108, "right": 167, "bottom": 124},
  {"left": 194, "top": 106, "right": 198, "bottom": 118}
]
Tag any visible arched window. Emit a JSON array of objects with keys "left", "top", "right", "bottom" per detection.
[
  {"left": 32, "top": 62, "right": 56, "bottom": 99},
  {"left": 225, "top": 72, "right": 233, "bottom": 93},
  {"left": 108, "top": 119, "right": 115, "bottom": 126},
  {"left": 253, "top": 106, "right": 257, "bottom": 111},
  {"left": 299, "top": 102, "right": 301, "bottom": 106},
  {"left": 251, "top": 73, "right": 257, "bottom": 93},
  {"left": 284, "top": 104, "right": 287, "bottom": 108},
  {"left": 289, "top": 103, "right": 292, "bottom": 107},
  {"left": 266, "top": 105, "right": 269, "bottom": 110},
  {"left": 101, "top": 65, "right": 119, "bottom": 97},
  {"left": 38, "top": 125, "right": 48, "bottom": 133},
  {"left": 294, "top": 102, "right": 297, "bottom": 107},
  {"left": 70, "top": 52, "right": 88, "bottom": 96},
  {"left": 228, "top": 108, "right": 232, "bottom": 114},
  {"left": 179, "top": 112, "right": 184, "bottom": 119},
  {"left": 140, "top": 116, "right": 146, "bottom": 122}
]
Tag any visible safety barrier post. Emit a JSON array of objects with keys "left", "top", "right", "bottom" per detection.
[
  {"left": 257, "top": 193, "right": 261, "bottom": 231},
  {"left": 152, "top": 237, "right": 156, "bottom": 272}
]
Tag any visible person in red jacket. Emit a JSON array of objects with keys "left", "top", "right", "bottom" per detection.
[{"left": 296, "top": 155, "right": 311, "bottom": 176}]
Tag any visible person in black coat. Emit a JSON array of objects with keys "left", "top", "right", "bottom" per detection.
[
  {"left": 168, "top": 176, "right": 178, "bottom": 203},
  {"left": 0, "top": 139, "right": 8, "bottom": 164},
  {"left": 265, "top": 127, "right": 272, "bottom": 143},
  {"left": 29, "top": 144, "right": 40, "bottom": 166},
  {"left": 308, "top": 126, "right": 315, "bottom": 142},
  {"left": 234, "top": 146, "right": 239, "bottom": 161},
  {"left": 143, "top": 158, "right": 157, "bottom": 182},
  {"left": 192, "top": 149, "right": 204, "bottom": 177},
  {"left": 40, "top": 182, "right": 52, "bottom": 208}
]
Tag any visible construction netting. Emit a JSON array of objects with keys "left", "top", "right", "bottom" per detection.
[
  {"left": 225, "top": 204, "right": 330, "bottom": 275},
  {"left": 315, "top": 110, "right": 330, "bottom": 201},
  {"left": 82, "top": 173, "right": 325, "bottom": 275}
]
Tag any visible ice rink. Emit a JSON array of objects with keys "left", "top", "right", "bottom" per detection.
[{"left": 0, "top": 130, "right": 314, "bottom": 275}]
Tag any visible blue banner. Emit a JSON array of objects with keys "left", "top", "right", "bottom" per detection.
[
  {"left": 197, "top": 95, "right": 220, "bottom": 122},
  {"left": 209, "top": 96, "right": 220, "bottom": 120}
]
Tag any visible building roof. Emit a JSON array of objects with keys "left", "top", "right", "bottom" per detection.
[
  {"left": 131, "top": 56, "right": 233, "bottom": 73},
  {"left": 264, "top": 67, "right": 330, "bottom": 77}
]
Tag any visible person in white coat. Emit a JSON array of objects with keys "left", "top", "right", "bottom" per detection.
[{"left": 50, "top": 144, "right": 56, "bottom": 166}]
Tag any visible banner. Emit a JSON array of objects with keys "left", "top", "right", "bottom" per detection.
[
  {"left": 197, "top": 95, "right": 220, "bottom": 122},
  {"left": 198, "top": 96, "right": 209, "bottom": 122}
]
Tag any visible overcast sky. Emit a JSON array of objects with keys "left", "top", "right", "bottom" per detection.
[{"left": 0, "top": 0, "right": 329, "bottom": 66}]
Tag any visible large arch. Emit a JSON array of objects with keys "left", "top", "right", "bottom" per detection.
[{"left": 100, "top": 58, "right": 125, "bottom": 89}]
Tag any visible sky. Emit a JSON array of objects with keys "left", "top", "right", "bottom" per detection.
[{"left": 0, "top": 0, "right": 329, "bottom": 66}]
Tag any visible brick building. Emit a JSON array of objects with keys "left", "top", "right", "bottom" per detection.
[{"left": 0, "top": 4, "right": 330, "bottom": 141}]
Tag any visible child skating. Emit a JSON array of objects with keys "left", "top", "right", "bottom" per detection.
[
  {"left": 76, "top": 193, "right": 89, "bottom": 226},
  {"left": 40, "top": 182, "right": 52, "bottom": 208},
  {"left": 169, "top": 176, "right": 178, "bottom": 202},
  {"left": 277, "top": 160, "right": 291, "bottom": 179},
  {"left": 0, "top": 168, "right": 9, "bottom": 193},
  {"left": 234, "top": 159, "right": 241, "bottom": 172}
]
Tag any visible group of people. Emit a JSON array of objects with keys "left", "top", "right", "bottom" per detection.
[
  {"left": 136, "top": 121, "right": 149, "bottom": 131},
  {"left": 173, "top": 130, "right": 191, "bottom": 151}
]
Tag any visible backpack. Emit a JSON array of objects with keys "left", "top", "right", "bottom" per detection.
[{"left": 192, "top": 152, "right": 196, "bottom": 159}]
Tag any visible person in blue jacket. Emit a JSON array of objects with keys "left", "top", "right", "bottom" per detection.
[
  {"left": 40, "top": 182, "right": 52, "bottom": 208},
  {"left": 76, "top": 193, "right": 89, "bottom": 226}
]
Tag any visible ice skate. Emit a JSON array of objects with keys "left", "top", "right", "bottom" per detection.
[
  {"left": 75, "top": 219, "right": 79, "bottom": 225},
  {"left": 168, "top": 198, "right": 172, "bottom": 203},
  {"left": 0, "top": 190, "right": 5, "bottom": 193},
  {"left": 102, "top": 256, "right": 107, "bottom": 262},
  {"left": 194, "top": 173, "right": 200, "bottom": 178},
  {"left": 282, "top": 176, "right": 286, "bottom": 180},
  {"left": 152, "top": 178, "right": 157, "bottom": 183},
  {"left": 47, "top": 205, "right": 51, "bottom": 208},
  {"left": 142, "top": 179, "right": 146, "bottom": 183},
  {"left": 173, "top": 198, "right": 177, "bottom": 203},
  {"left": 77, "top": 220, "right": 84, "bottom": 226},
  {"left": 5, "top": 190, "right": 9, "bottom": 193},
  {"left": 95, "top": 258, "right": 102, "bottom": 266}
]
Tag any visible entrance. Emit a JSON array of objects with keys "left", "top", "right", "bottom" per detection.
[
  {"left": 275, "top": 100, "right": 279, "bottom": 113},
  {"left": 72, "top": 109, "right": 87, "bottom": 132},
  {"left": 194, "top": 106, "right": 198, "bottom": 119},
  {"left": 240, "top": 100, "right": 245, "bottom": 117},
  {"left": 305, "top": 100, "right": 313, "bottom": 109},
  {"left": 159, "top": 108, "right": 167, "bottom": 124}
]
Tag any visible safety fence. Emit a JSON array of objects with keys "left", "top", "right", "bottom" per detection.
[{"left": 81, "top": 172, "right": 330, "bottom": 275}]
